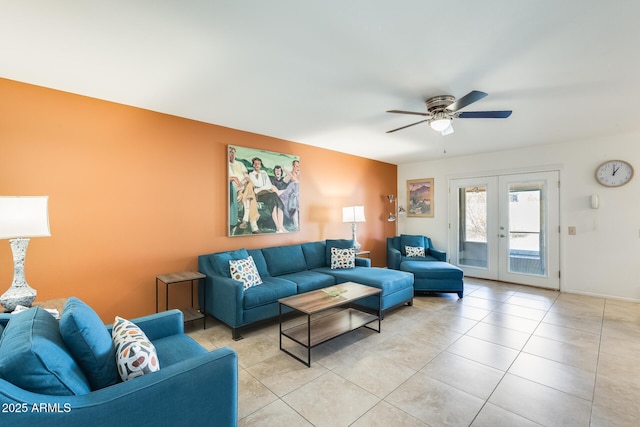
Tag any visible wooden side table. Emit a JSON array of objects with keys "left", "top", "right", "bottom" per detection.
[
  {"left": 355, "top": 250, "right": 371, "bottom": 258},
  {"left": 156, "top": 271, "right": 206, "bottom": 329}
]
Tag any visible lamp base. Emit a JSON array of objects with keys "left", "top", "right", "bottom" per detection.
[
  {"left": 0, "top": 238, "right": 37, "bottom": 312},
  {"left": 351, "top": 222, "right": 362, "bottom": 251}
]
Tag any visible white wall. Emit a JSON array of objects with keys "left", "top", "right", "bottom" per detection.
[{"left": 397, "top": 131, "right": 640, "bottom": 301}]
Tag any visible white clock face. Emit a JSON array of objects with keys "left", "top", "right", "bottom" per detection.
[{"left": 595, "top": 160, "right": 634, "bottom": 187}]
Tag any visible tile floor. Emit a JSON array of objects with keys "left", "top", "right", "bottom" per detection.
[{"left": 187, "top": 278, "right": 640, "bottom": 426}]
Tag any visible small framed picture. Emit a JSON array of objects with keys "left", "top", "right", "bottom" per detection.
[{"left": 407, "top": 178, "right": 434, "bottom": 218}]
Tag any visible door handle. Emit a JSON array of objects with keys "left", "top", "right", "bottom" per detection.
[{"left": 499, "top": 234, "right": 506, "bottom": 238}]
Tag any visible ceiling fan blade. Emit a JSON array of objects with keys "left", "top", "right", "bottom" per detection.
[
  {"left": 458, "top": 110, "right": 512, "bottom": 119},
  {"left": 386, "top": 119, "right": 429, "bottom": 133},
  {"left": 445, "top": 90, "right": 488, "bottom": 112},
  {"left": 386, "top": 109, "right": 429, "bottom": 116}
]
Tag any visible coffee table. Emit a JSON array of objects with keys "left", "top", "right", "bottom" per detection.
[{"left": 278, "top": 282, "right": 381, "bottom": 366}]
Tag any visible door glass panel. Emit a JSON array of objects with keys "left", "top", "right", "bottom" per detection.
[
  {"left": 458, "top": 186, "right": 488, "bottom": 268},
  {"left": 507, "top": 182, "right": 545, "bottom": 276}
]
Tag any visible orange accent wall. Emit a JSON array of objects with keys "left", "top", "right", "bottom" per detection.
[{"left": 0, "top": 78, "right": 397, "bottom": 321}]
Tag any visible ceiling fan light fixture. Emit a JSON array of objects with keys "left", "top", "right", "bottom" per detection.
[{"left": 429, "top": 112, "right": 451, "bottom": 132}]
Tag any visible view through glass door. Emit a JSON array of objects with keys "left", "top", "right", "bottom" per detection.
[{"left": 449, "top": 171, "right": 559, "bottom": 289}]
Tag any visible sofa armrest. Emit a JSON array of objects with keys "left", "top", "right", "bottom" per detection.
[
  {"left": 200, "top": 273, "right": 245, "bottom": 328},
  {"left": 355, "top": 257, "right": 371, "bottom": 267},
  {"left": 428, "top": 248, "right": 447, "bottom": 262},
  {"left": 386, "top": 247, "right": 402, "bottom": 270},
  {"left": 105, "top": 309, "right": 184, "bottom": 341},
  {"left": 0, "top": 347, "right": 238, "bottom": 427}
]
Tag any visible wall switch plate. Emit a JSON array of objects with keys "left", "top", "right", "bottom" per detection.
[{"left": 568, "top": 226, "right": 577, "bottom": 235}]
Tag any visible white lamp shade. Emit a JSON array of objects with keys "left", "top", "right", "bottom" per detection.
[
  {"left": 0, "top": 196, "right": 51, "bottom": 239},
  {"left": 342, "top": 206, "right": 365, "bottom": 223}
]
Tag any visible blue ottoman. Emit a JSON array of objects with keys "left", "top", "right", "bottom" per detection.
[{"left": 400, "top": 261, "right": 464, "bottom": 298}]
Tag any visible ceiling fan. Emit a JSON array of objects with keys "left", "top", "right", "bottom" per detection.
[{"left": 386, "top": 90, "right": 512, "bottom": 135}]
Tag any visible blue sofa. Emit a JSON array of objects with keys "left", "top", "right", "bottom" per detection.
[
  {"left": 0, "top": 302, "right": 238, "bottom": 427},
  {"left": 198, "top": 239, "right": 414, "bottom": 339},
  {"left": 387, "top": 234, "right": 464, "bottom": 298}
]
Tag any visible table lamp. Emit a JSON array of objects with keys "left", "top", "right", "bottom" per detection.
[
  {"left": 0, "top": 196, "right": 51, "bottom": 312},
  {"left": 342, "top": 206, "right": 365, "bottom": 251}
]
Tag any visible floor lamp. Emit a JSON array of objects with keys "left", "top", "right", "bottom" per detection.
[
  {"left": 387, "top": 195, "right": 405, "bottom": 236},
  {"left": 342, "top": 206, "right": 365, "bottom": 251},
  {"left": 0, "top": 196, "right": 51, "bottom": 312}
]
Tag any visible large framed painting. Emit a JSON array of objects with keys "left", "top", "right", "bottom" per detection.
[
  {"left": 228, "top": 145, "right": 300, "bottom": 236},
  {"left": 407, "top": 178, "right": 434, "bottom": 218}
]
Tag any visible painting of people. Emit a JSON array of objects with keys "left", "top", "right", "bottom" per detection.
[
  {"left": 407, "top": 178, "right": 434, "bottom": 218},
  {"left": 228, "top": 145, "right": 300, "bottom": 236}
]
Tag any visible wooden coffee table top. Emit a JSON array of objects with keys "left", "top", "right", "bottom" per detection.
[{"left": 279, "top": 282, "right": 380, "bottom": 314}]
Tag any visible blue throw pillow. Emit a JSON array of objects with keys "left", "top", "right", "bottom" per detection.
[
  {"left": 59, "top": 297, "right": 119, "bottom": 390},
  {"left": 0, "top": 307, "right": 91, "bottom": 396},
  {"left": 325, "top": 239, "right": 354, "bottom": 266},
  {"left": 400, "top": 234, "right": 425, "bottom": 255},
  {"left": 211, "top": 248, "right": 250, "bottom": 277}
]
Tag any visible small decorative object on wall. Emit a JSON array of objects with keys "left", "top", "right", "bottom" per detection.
[
  {"left": 228, "top": 145, "right": 300, "bottom": 236},
  {"left": 407, "top": 178, "right": 434, "bottom": 218},
  {"left": 594, "top": 160, "right": 634, "bottom": 187}
]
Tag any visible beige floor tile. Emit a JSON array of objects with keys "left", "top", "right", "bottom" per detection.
[
  {"left": 541, "top": 310, "right": 603, "bottom": 334},
  {"left": 596, "top": 350, "right": 640, "bottom": 384},
  {"left": 522, "top": 335, "right": 598, "bottom": 373},
  {"left": 467, "top": 321, "right": 531, "bottom": 350},
  {"left": 400, "top": 323, "right": 463, "bottom": 349},
  {"left": 370, "top": 334, "right": 443, "bottom": 370},
  {"left": 329, "top": 350, "right": 416, "bottom": 398},
  {"left": 422, "top": 310, "right": 479, "bottom": 334},
  {"left": 599, "top": 334, "right": 640, "bottom": 356},
  {"left": 238, "top": 368, "right": 279, "bottom": 420},
  {"left": 245, "top": 352, "right": 327, "bottom": 397},
  {"left": 601, "top": 318, "right": 640, "bottom": 342},
  {"left": 489, "top": 374, "right": 591, "bottom": 426},
  {"left": 239, "top": 399, "right": 313, "bottom": 427},
  {"left": 470, "top": 402, "right": 543, "bottom": 427},
  {"left": 228, "top": 333, "right": 283, "bottom": 368},
  {"left": 351, "top": 401, "right": 428, "bottom": 427},
  {"left": 460, "top": 295, "right": 504, "bottom": 310},
  {"left": 508, "top": 353, "right": 596, "bottom": 400},
  {"left": 420, "top": 351, "right": 504, "bottom": 399},
  {"left": 437, "top": 302, "right": 493, "bottom": 321},
  {"left": 386, "top": 373, "right": 485, "bottom": 426},
  {"left": 505, "top": 294, "right": 554, "bottom": 311},
  {"left": 467, "top": 288, "right": 514, "bottom": 302},
  {"left": 593, "top": 373, "right": 640, "bottom": 420},
  {"left": 533, "top": 322, "right": 601, "bottom": 350},
  {"left": 481, "top": 311, "right": 541, "bottom": 334},
  {"left": 590, "top": 402, "right": 640, "bottom": 427},
  {"left": 494, "top": 302, "right": 547, "bottom": 321},
  {"left": 446, "top": 335, "right": 519, "bottom": 371},
  {"left": 282, "top": 371, "right": 380, "bottom": 427}
]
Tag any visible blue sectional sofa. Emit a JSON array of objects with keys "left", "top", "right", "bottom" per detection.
[
  {"left": 198, "top": 239, "right": 414, "bottom": 339},
  {"left": 387, "top": 234, "right": 464, "bottom": 298},
  {"left": 0, "top": 301, "right": 238, "bottom": 427}
]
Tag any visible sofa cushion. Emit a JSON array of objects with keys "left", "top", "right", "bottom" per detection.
[
  {"left": 112, "top": 316, "right": 160, "bottom": 382},
  {"left": 315, "top": 266, "right": 414, "bottom": 296},
  {"left": 247, "top": 248, "right": 270, "bottom": 277},
  {"left": 0, "top": 307, "right": 91, "bottom": 396},
  {"left": 262, "top": 244, "right": 307, "bottom": 276},
  {"left": 229, "top": 255, "right": 263, "bottom": 290},
  {"left": 325, "top": 239, "right": 354, "bottom": 265},
  {"left": 301, "top": 241, "right": 327, "bottom": 269},
  {"left": 400, "top": 234, "right": 425, "bottom": 255},
  {"left": 330, "top": 247, "right": 356, "bottom": 269},
  {"left": 278, "top": 270, "right": 336, "bottom": 294},
  {"left": 152, "top": 334, "right": 207, "bottom": 367},
  {"left": 210, "top": 248, "right": 250, "bottom": 277},
  {"left": 59, "top": 297, "right": 119, "bottom": 390},
  {"left": 243, "top": 277, "right": 298, "bottom": 310}
]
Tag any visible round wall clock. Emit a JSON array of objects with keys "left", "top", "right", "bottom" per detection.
[{"left": 595, "top": 160, "right": 634, "bottom": 187}]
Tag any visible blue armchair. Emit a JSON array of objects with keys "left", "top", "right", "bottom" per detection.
[
  {"left": 0, "top": 307, "right": 238, "bottom": 427},
  {"left": 386, "top": 234, "right": 446, "bottom": 270}
]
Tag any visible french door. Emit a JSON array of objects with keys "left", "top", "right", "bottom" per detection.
[{"left": 448, "top": 171, "right": 560, "bottom": 289}]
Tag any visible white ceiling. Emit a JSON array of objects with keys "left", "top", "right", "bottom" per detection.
[{"left": 2, "top": 1, "right": 639, "bottom": 165}]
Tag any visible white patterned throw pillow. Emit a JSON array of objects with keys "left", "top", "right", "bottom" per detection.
[
  {"left": 406, "top": 246, "right": 426, "bottom": 257},
  {"left": 229, "top": 255, "right": 263, "bottom": 290},
  {"left": 112, "top": 317, "right": 160, "bottom": 382},
  {"left": 330, "top": 247, "right": 355, "bottom": 269}
]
